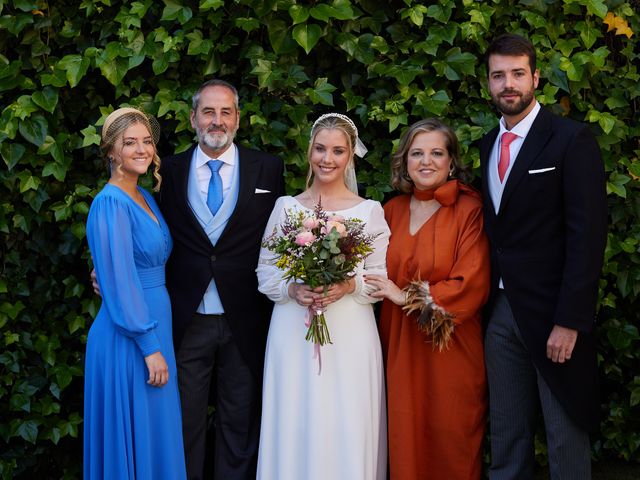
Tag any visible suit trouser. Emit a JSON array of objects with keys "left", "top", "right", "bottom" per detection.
[
  {"left": 484, "top": 292, "right": 591, "bottom": 480},
  {"left": 176, "top": 313, "right": 260, "bottom": 480}
]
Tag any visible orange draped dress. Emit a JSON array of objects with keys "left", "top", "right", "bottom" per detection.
[{"left": 379, "top": 180, "right": 490, "bottom": 480}]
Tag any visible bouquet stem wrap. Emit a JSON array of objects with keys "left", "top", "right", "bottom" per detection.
[{"left": 305, "top": 306, "right": 331, "bottom": 374}]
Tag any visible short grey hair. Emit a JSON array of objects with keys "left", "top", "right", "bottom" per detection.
[{"left": 191, "top": 79, "right": 239, "bottom": 111}]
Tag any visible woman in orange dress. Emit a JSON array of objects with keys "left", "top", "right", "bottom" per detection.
[{"left": 366, "top": 118, "right": 490, "bottom": 479}]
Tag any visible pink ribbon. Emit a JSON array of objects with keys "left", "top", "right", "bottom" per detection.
[{"left": 305, "top": 306, "right": 322, "bottom": 375}]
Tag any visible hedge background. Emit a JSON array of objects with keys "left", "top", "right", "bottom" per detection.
[{"left": 0, "top": 0, "right": 638, "bottom": 477}]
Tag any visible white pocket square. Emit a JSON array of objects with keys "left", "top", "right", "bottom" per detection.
[
  {"left": 528, "top": 167, "right": 556, "bottom": 174},
  {"left": 255, "top": 188, "right": 271, "bottom": 193}
]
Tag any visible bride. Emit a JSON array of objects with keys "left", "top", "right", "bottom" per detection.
[{"left": 256, "top": 113, "right": 389, "bottom": 480}]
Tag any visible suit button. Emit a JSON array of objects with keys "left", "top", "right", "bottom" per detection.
[
  {"left": 210, "top": 255, "right": 216, "bottom": 262},
  {"left": 496, "top": 247, "right": 503, "bottom": 254}
]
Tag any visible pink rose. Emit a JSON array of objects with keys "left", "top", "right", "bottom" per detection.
[
  {"left": 302, "top": 217, "right": 319, "bottom": 229},
  {"left": 295, "top": 231, "right": 316, "bottom": 246},
  {"left": 328, "top": 214, "right": 345, "bottom": 222},
  {"left": 325, "top": 220, "right": 347, "bottom": 237}
]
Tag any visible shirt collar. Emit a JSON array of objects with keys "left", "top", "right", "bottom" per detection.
[
  {"left": 195, "top": 143, "right": 237, "bottom": 168},
  {"left": 498, "top": 100, "right": 541, "bottom": 139}
]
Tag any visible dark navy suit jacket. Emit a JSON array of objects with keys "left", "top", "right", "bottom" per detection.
[
  {"left": 480, "top": 107, "right": 607, "bottom": 431},
  {"left": 158, "top": 144, "right": 285, "bottom": 379}
]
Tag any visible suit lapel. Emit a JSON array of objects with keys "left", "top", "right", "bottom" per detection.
[
  {"left": 499, "top": 108, "right": 553, "bottom": 213},
  {"left": 218, "top": 145, "right": 260, "bottom": 240},
  {"left": 170, "top": 146, "right": 213, "bottom": 247},
  {"left": 480, "top": 128, "right": 498, "bottom": 194}
]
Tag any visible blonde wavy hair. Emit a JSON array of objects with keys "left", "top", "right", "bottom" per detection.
[{"left": 100, "top": 108, "right": 162, "bottom": 191}]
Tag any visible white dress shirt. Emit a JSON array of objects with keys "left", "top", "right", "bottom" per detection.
[
  {"left": 488, "top": 101, "right": 541, "bottom": 289},
  {"left": 193, "top": 143, "right": 237, "bottom": 203},
  {"left": 488, "top": 101, "right": 541, "bottom": 214}
]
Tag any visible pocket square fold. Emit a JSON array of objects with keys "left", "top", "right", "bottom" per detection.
[
  {"left": 255, "top": 188, "right": 271, "bottom": 193},
  {"left": 528, "top": 167, "right": 556, "bottom": 174}
]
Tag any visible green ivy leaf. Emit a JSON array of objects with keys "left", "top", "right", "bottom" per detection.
[
  {"left": 1, "top": 142, "right": 25, "bottom": 170},
  {"left": 331, "top": 0, "right": 356, "bottom": 20},
  {"left": 199, "top": 0, "right": 224, "bottom": 11},
  {"left": 309, "top": 4, "right": 337, "bottom": 22},
  {"left": 13, "top": 0, "right": 36, "bottom": 12},
  {"left": 251, "top": 59, "right": 277, "bottom": 90},
  {"left": 130, "top": 1, "right": 152, "bottom": 17},
  {"left": 389, "top": 113, "right": 408, "bottom": 132},
  {"left": 38, "top": 135, "right": 65, "bottom": 163},
  {"left": 574, "top": 21, "right": 599, "bottom": 49},
  {"left": 555, "top": 38, "right": 581, "bottom": 57},
  {"left": 161, "top": 1, "right": 193, "bottom": 23},
  {"left": 68, "top": 316, "right": 85, "bottom": 335},
  {"left": 305, "top": 78, "right": 336, "bottom": 106},
  {"left": 17, "top": 171, "right": 42, "bottom": 193},
  {"left": 403, "top": 5, "right": 427, "bottom": 26},
  {"left": 81, "top": 125, "right": 101, "bottom": 147},
  {"left": 57, "top": 54, "right": 90, "bottom": 88},
  {"left": 235, "top": 17, "right": 260, "bottom": 33},
  {"left": 584, "top": 0, "right": 608, "bottom": 18},
  {"left": 426, "top": 4, "right": 452, "bottom": 23},
  {"left": 289, "top": 5, "right": 309, "bottom": 25},
  {"left": 186, "top": 30, "right": 213, "bottom": 56},
  {"left": 31, "top": 87, "right": 59, "bottom": 114},
  {"left": 268, "top": 20, "right": 296, "bottom": 55},
  {"left": 1, "top": 301, "right": 25, "bottom": 320},
  {"left": 606, "top": 171, "right": 630, "bottom": 198},
  {"left": 0, "top": 12, "right": 33, "bottom": 35},
  {"left": 292, "top": 23, "right": 323, "bottom": 54},
  {"left": 416, "top": 90, "right": 451, "bottom": 115},
  {"left": 387, "top": 64, "right": 422, "bottom": 86},
  {"left": 42, "top": 162, "right": 69, "bottom": 182},
  {"left": 13, "top": 95, "right": 38, "bottom": 120},
  {"left": 18, "top": 115, "right": 48, "bottom": 147},
  {"left": 99, "top": 57, "right": 131, "bottom": 86},
  {"left": 17, "top": 420, "right": 38, "bottom": 444},
  {"left": 444, "top": 48, "right": 477, "bottom": 76},
  {"left": 607, "top": 323, "right": 639, "bottom": 350}
]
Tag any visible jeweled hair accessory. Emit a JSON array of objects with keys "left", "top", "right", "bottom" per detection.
[{"left": 311, "top": 112, "right": 368, "bottom": 158}]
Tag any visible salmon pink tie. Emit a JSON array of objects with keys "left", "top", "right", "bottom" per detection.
[{"left": 498, "top": 132, "right": 518, "bottom": 182}]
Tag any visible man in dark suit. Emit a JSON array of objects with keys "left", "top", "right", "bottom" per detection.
[
  {"left": 158, "top": 79, "right": 284, "bottom": 480},
  {"left": 480, "top": 34, "right": 607, "bottom": 479}
]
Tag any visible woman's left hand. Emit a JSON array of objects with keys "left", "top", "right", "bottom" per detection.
[
  {"left": 364, "top": 274, "right": 406, "bottom": 305},
  {"left": 312, "top": 278, "right": 355, "bottom": 307}
]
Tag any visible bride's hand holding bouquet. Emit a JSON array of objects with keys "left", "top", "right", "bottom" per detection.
[{"left": 262, "top": 203, "right": 375, "bottom": 346}]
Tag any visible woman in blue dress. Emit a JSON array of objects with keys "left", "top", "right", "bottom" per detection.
[{"left": 84, "top": 107, "right": 186, "bottom": 479}]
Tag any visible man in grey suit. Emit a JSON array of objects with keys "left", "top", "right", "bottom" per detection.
[{"left": 480, "top": 34, "right": 607, "bottom": 479}]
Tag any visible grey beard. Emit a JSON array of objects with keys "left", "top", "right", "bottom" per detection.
[{"left": 196, "top": 127, "right": 236, "bottom": 152}]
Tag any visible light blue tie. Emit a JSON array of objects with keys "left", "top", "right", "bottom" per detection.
[{"left": 206, "top": 160, "right": 223, "bottom": 217}]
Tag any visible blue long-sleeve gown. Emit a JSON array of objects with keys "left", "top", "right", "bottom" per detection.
[{"left": 84, "top": 184, "right": 186, "bottom": 479}]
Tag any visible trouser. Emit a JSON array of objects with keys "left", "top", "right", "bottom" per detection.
[
  {"left": 484, "top": 292, "right": 591, "bottom": 480},
  {"left": 176, "top": 313, "right": 260, "bottom": 480}
]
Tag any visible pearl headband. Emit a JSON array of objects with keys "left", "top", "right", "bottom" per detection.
[{"left": 311, "top": 112, "right": 368, "bottom": 158}]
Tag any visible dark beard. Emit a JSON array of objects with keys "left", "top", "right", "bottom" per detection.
[{"left": 491, "top": 89, "right": 535, "bottom": 116}]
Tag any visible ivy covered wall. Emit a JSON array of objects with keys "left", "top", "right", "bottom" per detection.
[{"left": 0, "top": 0, "right": 638, "bottom": 477}]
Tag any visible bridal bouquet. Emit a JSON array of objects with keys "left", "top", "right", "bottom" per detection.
[{"left": 262, "top": 201, "right": 375, "bottom": 347}]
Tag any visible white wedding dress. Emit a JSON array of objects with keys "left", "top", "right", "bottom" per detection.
[{"left": 256, "top": 196, "right": 390, "bottom": 480}]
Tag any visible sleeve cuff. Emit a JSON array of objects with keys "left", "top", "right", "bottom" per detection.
[{"left": 134, "top": 329, "right": 161, "bottom": 357}]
